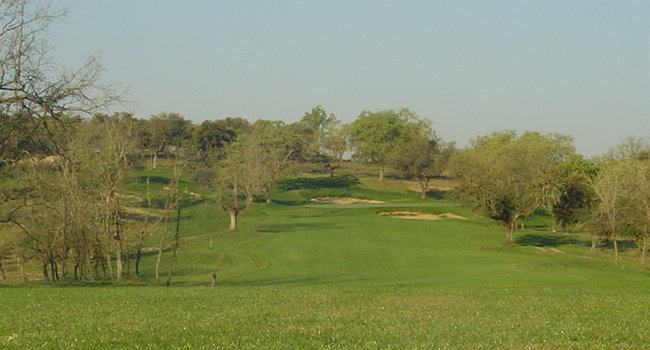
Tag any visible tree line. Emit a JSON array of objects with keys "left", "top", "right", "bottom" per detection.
[
  {"left": 447, "top": 132, "right": 650, "bottom": 266},
  {"left": 0, "top": 104, "right": 445, "bottom": 283}
]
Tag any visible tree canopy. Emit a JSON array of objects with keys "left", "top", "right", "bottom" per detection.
[
  {"left": 449, "top": 131, "right": 575, "bottom": 244},
  {"left": 347, "top": 108, "right": 432, "bottom": 180}
]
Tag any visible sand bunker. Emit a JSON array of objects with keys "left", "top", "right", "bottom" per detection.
[
  {"left": 310, "top": 197, "right": 384, "bottom": 204},
  {"left": 379, "top": 211, "right": 467, "bottom": 220}
]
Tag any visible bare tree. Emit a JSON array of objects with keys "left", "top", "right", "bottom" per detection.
[
  {"left": 154, "top": 148, "right": 187, "bottom": 285},
  {"left": 0, "top": 0, "right": 121, "bottom": 162},
  {"left": 1, "top": 1, "right": 122, "bottom": 281}
]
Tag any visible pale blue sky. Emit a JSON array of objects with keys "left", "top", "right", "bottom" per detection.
[{"left": 49, "top": 1, "right": 649, "bottom": 156}]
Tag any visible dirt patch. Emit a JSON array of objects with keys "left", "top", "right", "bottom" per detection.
[
  {"left": 310, "top": 197, "right": 384, "bottom": 204},
  {"left": 123, "top": 206, "right": 164, "bottom": 218},
  {"left": 378, "top": 211, "right": 467, "bottom": 221}
]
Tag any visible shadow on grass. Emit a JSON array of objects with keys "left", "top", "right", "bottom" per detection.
[
  {"left": 257, "top": 222, "right": 342, "bottom": 234},
  {"left": 425, "top": 189, "right": 446, "bottom": 200},
  {"left": 278, "top": 175, "right": 359, "bottom": 191},
  {"left": 516, "top": 233, "right": 581, "bottom": 247},
  {"left": 140, "top": 197, "right": 207, "bottom": 210},
  {"left": 596, "top": 239, "right": 637, "bottom": 251},
  {"left": 132, "top": 175, "right": 171, "bottom": 185},
  {"left": 268, "top": 199, "right": 307, "bottom": 206}
]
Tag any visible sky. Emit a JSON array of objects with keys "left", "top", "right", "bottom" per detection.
[{"left": 47, "top": 1, "right": 649, "bottom": 156}]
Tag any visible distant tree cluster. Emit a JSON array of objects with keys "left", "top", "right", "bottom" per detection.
[{"left": 448, "top": 133, "right": 649, "bottom": 265}]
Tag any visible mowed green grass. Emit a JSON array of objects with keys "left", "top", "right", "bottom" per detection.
[{"left": 2, "top": 171, "right": 650, "bottom": 349}]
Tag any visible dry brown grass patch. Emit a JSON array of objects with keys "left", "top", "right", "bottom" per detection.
[{"left": 310, "top": 197, "right": 384, "bottom": 204}]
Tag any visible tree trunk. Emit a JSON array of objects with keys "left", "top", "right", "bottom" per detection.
[
  {"left": 519, "top": 216, "right": 525, "bottom": 230},
  {"left": 227, "top": 208, "right": 238, "bottom": 230},
  {"left": 551, "top": 214, "right": 557, "bottom": 233},
  {"left": 105, "top": 236, "right": 113, "bottom": 280},
  {"left": 61, "top": 257, "right": 68, "bottom": 282},
  {"left": 42, "top": 264, "right": 49, "bottom": 281},
  {"left": 264, "top": 185, "right": 272, "bottom": 204},
  {"left": 155, "top": 204, "right": 172, "bottom": 284},
  {"left": 642, "top": 236, "right": 647, "bottom": 265},
  {"left": 89, "top": 254, "right": 96, "bottom": 281},
  {"left": 591, "top": 236, "right": 597, "bottom": 252},
  {"left": 104, "top": 194, "right": 114, "bottom": 281},
  {"left": 613, "top": 239, "right": 618, "bottom": 266},
  {"left": 19, "top": 256, "right": 26, "bottom": 281},
  {"left": 152, "top": 152, "right": 158, "bottom": 169},
  {"left": 124, "top": 239, "right": 131, "bottom": 278},
  {"left": 211, "top": 250, "right": 226, "bottom": 288},
  {"left": 419, "top": 177, "right": 428, "bottom": 199},
  {"left": 116, "top": 239, "right": 123, "bottom": 280},
  {"left": 166, "top": 205, "right": 182, "bottom": 286},
  {"left": 50, "top": 255, "right": 59, "bottom": 282},
  {"left": 155, "top": 230, "right": 166, "bottom": 284},
  {"left": 505, "top": 219, "right": 517, "bottom": 244},
  {"left": 0, "top": 261, "right": 6, "bottom": 282},
  {"left": 378, "top": 166, "right": 385, "bottom": 181},
  {"left": 135, "top": 246, "right": 142, "bottom": 277}
]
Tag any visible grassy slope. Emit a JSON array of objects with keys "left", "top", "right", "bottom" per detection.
[{"left": 1, "top": 168, "right": 650, "bottom": 349}]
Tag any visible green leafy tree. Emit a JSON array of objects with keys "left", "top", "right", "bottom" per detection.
[
  {"left": 388, "top": 136, "right": 439, "bottom": 198},
  {"left": 589, "top": 138, "right": 650, "bottom": 264},
  {"left": 588, "top": 161, "right": 632, "bottom": 265},
  {"left": 216, "top": 137, "right": 264, "bottom": 230},
  {"left": 449, "top": 131, "right": 574, "bottom": 244},
  {"left": 623, "top": 159, "right": 650, "bottom": 263},
  {"left": 249, "top": 120, "right": 299, "bottom": 203},
  {"left": 347, "top": 108, "right": 429, "bottom": 181},
  {"left": 300, "top": 105, "right": 338, "bottom": 153},
  {"left": 192, "top": 117, "right": 250, "bottom": 152},
  {"left": 136, "top": 113, "right": 191, "bottom": 168},
  {"left": 550, "top": 155, "right": 598, "bottom": 232},
  {"left": 300, "top": 105, "right": 348, "bottom": 176},
  {"left": 193, "top": 120, "right": 236, "bottom": 152},
  {"left": 321, "top": 125, "right": 347, "bottom": 178}
]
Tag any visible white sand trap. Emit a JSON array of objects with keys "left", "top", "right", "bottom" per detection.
[
  {"left": 534, "top": 247, "right": 564, "bottom": 254},
  {"left": 438, "top": 213, "right": 468, "bottom": 220},
  {"left": 378, "top": 211, "right": 467, "bottom": 221},
  {"left": 310, "top": 197, "right": 384, "bottom": 204}
]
